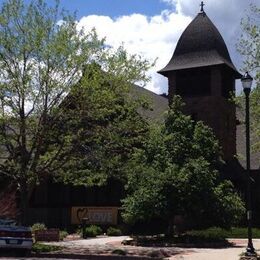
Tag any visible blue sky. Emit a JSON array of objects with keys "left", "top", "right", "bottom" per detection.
[
  {"left": 59, "top": 0, "right": 171, "bottom": 18},
  {"left": 0, "top": 0, "right": 171, "bottom": 18}
]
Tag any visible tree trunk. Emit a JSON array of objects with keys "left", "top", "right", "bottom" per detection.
[
  {"left": 18, "top": 181, "right": 29, "bottom": 226},
  {"left": 165, "top": 217, "right": 174, "bottom": 238}
]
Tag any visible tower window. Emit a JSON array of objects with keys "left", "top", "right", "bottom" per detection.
[
  {"left": 176, "top": 67, "right": 211, "bottom": 97},
  {"left": 222, "top": 68, "right": 234, "bottom": 98}
]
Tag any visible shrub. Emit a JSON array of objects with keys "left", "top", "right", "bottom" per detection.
[
  {"left": 84, "top": 225, "right": 102, "bottom": 237},
  {"left": 226, "top": 227, "right": 260, "bottom": 238},
  {"left": 184, "top": 227, "right": 226, "bottom": 243},
  {"left": 147, "top": 250, "right": 165, "bottom": 258},
  {"left": 107, "top": 227, "right": 122, "bottom": 236},
  {"left": 185, "top": 227, "right": 260, "bottom": 240},
  {"left": 59, "top": 230, "right": 68, "bottom": 241},
  {"left": 32, "top": 243, "right": 61, "bottom": 253},
  {"left": 31, "top": 223, "right": 47, "bottom": 233},
  {"left": 112, "top": 249, "right": 127, "bottom": 255},
  {"left": 76, "top": 226, "right": 82, "bottom": 236}
]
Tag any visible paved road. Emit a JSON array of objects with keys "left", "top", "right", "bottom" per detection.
[
  {"left": 1, "top": 259, "right": 62, "bottom": 260},
  {"left": 1, "top": 258, "right": 84, "bottom": 260}
]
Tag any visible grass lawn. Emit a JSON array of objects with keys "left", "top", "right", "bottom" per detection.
[{"left": 32, "top": 243, "right": 62, "bottom": 253}]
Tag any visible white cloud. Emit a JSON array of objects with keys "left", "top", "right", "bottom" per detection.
[
  {"left": 77, "top": 10, "right": 191, "bottom": 94},
  {"left": 77, "top": 0, "right": 256, "bottom": 94},
  {"left": 169, "top": 1, "right": 257, "bottom": 58}
]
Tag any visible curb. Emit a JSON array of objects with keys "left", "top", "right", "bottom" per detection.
[{"left": 32, "top": 253, "right": 163, "bottom": 260}]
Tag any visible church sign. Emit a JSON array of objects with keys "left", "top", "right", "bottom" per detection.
[{"left": 71, "top": 207, "right": 118, "bottom": 225}]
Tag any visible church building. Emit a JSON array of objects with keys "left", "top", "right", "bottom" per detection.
[{"left": 0, "top": 3, "right": 259, "bottom": 228}]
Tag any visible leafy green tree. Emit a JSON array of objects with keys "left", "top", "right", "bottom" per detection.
[
  {"left": 0, "top": 0, "right": 151, "bottom": 223},
  {"left": 52, "top": 63, "right": 150, "bottom": 186},
  {"left": 237, "top": 4, "right": 260, "bottom": 152},
  {"left": 122, "top": 97, "right": 245, "bottom": 236}
]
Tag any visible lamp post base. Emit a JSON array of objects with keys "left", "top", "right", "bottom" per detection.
[{"left": 245, "top": 245, "right": 257, "bottom": 257}]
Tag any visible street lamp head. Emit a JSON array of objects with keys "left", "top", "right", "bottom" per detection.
[{"left": 241, "top": 72, "right": 253, "bottom": 91}]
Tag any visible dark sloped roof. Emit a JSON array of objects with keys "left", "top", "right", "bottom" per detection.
[
  {"left": 130, "top": 85, "right": 168, "bottom": 123},
  {"left": 158, "top": 12, "right": 241, "bottom": 78}
]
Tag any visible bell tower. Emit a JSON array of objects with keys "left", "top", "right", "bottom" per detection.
[{"left": 158, "top": 4, "right": 241, "bottom": 161}]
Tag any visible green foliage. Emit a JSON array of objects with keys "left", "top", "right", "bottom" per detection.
[
  {"left": 186, "top": 227, "right": 260, "bottom": 240},
  {"left": 0, "top": 0, "right": 152, "bottom": 223},
  {"left": 111, "top": 249, "right": 127, "bottom": 255},
  {"left": 129, "top": 227, "right": 260, "bottom": 246},
  {"left": 107, "top": 227, "right": 122, "bottom": 236},
  {"left": 237, "top": 4, "right": 260, "bottom": 75},
  {"left": 250, "top": 86, "right": 260, "bottom": 152},
  {"left": 236, "top": 86, "right": 260, "bottom": 153},
  {"left": 225, "top": 227, "right": 260, "bottom": 238},
  {"left": 84, "top": 225, "right": 102, "bottom": 237},
  {"left": 32, "top": 243, "right": 61, "bottom": 253},
  {"left": 131, "top": 232, "right": 227, "bottom": 246},
  {"left": 59, "top": 230, "right": 68, "bottom": 241},
  {"left": 185, "top": 228, "right": 226, "bottom": 243},
  {"left": 237, "top": 4, "right": 260, "bottom": 152},
  {"left": 147, "top": 250, "right": 166, "bottom": 258},
  {"left": 212, "top": 182, "right": 246, "bottom": 227},
  {"left": 31, "top": 223, "right": 46, "bottom": 233},
  {"left": 131, "top": 227, "right": 260, "bottom": 247},
  {"left": 122, "top": 97, "right": 245, "bottom": 232},
  {"left": 76, "top": 227, "right": 82, "bottom": 236},
  {"left": 53, "top": 65, "right": 150, "bottom": 186}
]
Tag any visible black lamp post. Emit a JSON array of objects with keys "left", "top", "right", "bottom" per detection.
[{"left": 241, "top": 71, "right": 255, "bottom": 256}]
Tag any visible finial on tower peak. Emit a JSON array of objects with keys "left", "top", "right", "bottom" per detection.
[{"left": 200, "top": 1, "right": 205, "bottom": 13}]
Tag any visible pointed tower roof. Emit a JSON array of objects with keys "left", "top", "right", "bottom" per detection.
[{"left": 158, "top": 10, "right": 241, "bottom": 78}]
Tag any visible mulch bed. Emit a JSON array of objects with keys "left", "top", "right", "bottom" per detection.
[
  {"left": 123, "top": 237, "right": 232, "bottom": 249},
  {"left": 240, "top": 256, "right": 260, "bottom": 260}
]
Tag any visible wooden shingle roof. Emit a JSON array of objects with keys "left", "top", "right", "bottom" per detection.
[{"left": 158, "top": 12, "right": 241, "bottom": 78}]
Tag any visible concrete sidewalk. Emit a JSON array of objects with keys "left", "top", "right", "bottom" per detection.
[
  {"left": 43, "top": 236, "right": 181, "bottom": 258},
  {"left": 43, "top": 237, "right": 260, "bottom": 259},
  {"left": 170, "top": 239, "right": 260, "bottom": 260}
]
